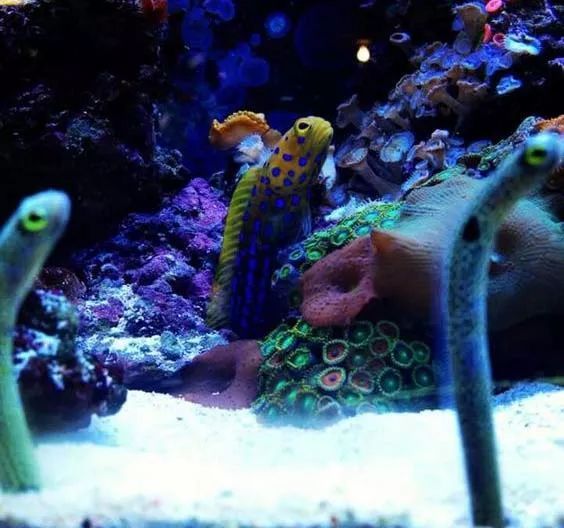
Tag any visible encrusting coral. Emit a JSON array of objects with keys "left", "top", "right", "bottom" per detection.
[
  {"left": 300, "top": 237, "right": 379, "bottom": 328},
  {"left": 0, "top": 191, "right": 70, "bottom": 492},
  {"left": 179, "top": 340, "right": 262, "bottom": 409}
]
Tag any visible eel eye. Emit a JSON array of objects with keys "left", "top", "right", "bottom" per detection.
[
  {"left": 298, "top": 121, "right": 310, "bottom": 131},
  {"left": 524, "top": 145, "right": 548, "bottom": 166},
  {"left": 21, "top": 208, "right": 48, "bottom": 232}
]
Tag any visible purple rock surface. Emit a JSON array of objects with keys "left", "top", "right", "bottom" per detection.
[{"left": 71, "top": 178, "right": 229, "bottom": 390}]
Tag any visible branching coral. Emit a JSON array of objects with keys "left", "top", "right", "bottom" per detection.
[{"left": 0, "top": 191, "right": 70, "bottom": 492}]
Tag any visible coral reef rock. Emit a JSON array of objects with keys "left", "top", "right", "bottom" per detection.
[
  {"left": 15, "top": 289, "right": 127, "bottom": 432},
  {"left": 0, "top": 0, "right": 187, "bottom": 244},
  {"left": 72, "top": 178, "right": 229, "bottom": 390}
]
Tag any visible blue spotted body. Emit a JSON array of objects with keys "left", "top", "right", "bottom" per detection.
[{"left": 207, "top": 116, "right": 333, "bottom": 338}]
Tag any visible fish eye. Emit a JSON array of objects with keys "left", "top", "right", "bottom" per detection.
[
  {"left": 21, "top": 208, "right": 49, "bottom": 233},
  {"left": 297, "top": 121, "right": 310, "bottom": 131},
  {"left": 525, "top": 145, "right": 548, "bottom": 166}
]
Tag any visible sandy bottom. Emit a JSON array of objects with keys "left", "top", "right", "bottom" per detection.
[{"left": 0, "top": 383, "right": 563, "bottom": 528}]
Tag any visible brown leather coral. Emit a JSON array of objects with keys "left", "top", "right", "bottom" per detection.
[
  {"left": 300, "top": 236, "right": 379, "bottom": 327},
  {"left": 209, "top": 110, "right": 281, "bottom": 150},
  {"left": 178, "top": 340, "right": 261, "bottom": 409},
  {"left": 370, "top": 174, "right": 564, "bottom": 331},
  {"left": 300, "top": 172, "right": 564, "bottom": 332}
]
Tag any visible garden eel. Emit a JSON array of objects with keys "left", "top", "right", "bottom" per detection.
[
  {"left": 0, "top": 190, "right": 71, "bottom": 492},
  {"left": 443, "top": 132, "right": 562, "bottom": 528}
]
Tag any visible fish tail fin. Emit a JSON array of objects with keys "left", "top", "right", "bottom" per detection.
[{"left": 207, "top": 168, "right": 259, "bottom": 330}]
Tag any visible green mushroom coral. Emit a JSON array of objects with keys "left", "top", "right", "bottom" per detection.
[{"left": 0, "top": 190, "right": 71, "bottom": 492}]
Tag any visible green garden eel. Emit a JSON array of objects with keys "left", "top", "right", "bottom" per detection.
[
  {"left": 0, "top": 190, "right": 71, "bottom": 492},
  {"left": 444, "top": 132, "right": 563, "bottom": 528}
]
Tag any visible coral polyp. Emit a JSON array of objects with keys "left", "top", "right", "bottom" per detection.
[{"left": 253, "top": 318, "right": 436, "bottom": 427}]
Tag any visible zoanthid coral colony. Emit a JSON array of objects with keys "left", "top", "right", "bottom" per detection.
[{"left": 0, "top": 191, "right": 70, "bottom": 492}]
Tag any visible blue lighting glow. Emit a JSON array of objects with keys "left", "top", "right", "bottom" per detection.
[{"left": 265, "top": 11, "right": 292, "bottom": 39}]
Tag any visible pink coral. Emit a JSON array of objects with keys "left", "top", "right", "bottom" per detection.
[
  {"left": 178, "top": 340, "right": 261, "bottom": 409},
  {"left": 300, "top": 237, "right": 379, "bottom": 327}
]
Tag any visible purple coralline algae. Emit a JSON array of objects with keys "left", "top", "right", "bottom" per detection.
[
  {"left": 14, "top": 289, "right": 127, "bottom": 432},
  {"left": 71, "top": 178, "right": 229, "bottom": 390}
]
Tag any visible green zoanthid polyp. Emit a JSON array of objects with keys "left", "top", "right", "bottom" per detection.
[
  {"left": 443, "top": 132, "right": 563, "bottom": 528},
  {"left": 0, "top": 190, "right": 71, "bottom": 492}
]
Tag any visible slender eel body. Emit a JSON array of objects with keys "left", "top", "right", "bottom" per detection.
[
  {"left": 0, "top": 191, "right": 70, "bottom": 492},
  {"left": 207, "top": 116, "right": 333, "bottom": 338},
  {"left": 444, "top": 132, "right": 562, "bottom": 527}
]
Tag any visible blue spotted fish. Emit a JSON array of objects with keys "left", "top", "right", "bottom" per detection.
[{"left": 207, "top": 116, "right": 334, "bottom": 338}]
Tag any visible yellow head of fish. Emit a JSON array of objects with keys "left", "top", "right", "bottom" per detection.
[{"left": 263, "top": 116, "right": 334, "bottom": 197}]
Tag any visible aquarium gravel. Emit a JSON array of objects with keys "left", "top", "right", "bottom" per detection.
[{"left": 0, "top": 383, "right": 562, "bottom": 528}]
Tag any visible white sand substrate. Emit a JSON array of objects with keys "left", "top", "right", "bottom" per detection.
[{"left": 1, "top": 383, "right": 563, "bottom": 528}]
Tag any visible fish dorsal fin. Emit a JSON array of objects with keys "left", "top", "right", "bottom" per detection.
[{"left": 207, "top": 167, "right": 259, "bottom": 329}]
